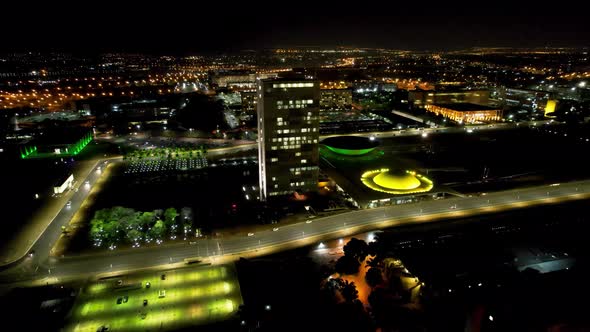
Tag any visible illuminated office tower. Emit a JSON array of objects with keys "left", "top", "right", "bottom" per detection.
[{"left": 257, "top": 78, "right": 320, "bottom": 201}]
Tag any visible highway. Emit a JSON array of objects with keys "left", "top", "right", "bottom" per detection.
[
  {"left": 3, "top": 178, "right": 589, "bottom": 285},
  {"left": 4, "top": 160, "right": 116, "bottom": 274},
  {"left": 320, "top": 119, "right": 552, "bottom": 140}
]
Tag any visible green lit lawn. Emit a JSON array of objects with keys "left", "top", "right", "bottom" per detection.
[{"left": 65, "top": 265, "right": 242, "bottom": 332}]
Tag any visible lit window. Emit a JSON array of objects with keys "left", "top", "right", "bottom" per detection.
[{"left": 301, "top": 159, "right": 307, "bottom": 163}]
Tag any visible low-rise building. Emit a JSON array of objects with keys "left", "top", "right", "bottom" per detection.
[
  {"left": 425, "top": 103, "right": 502, "bottom": 123},
  {"left": 53, "top": 173, "right": 74, "bottom": 194},
  {"left": 409, "top": 89, "right": 490, "bottom": 106}
]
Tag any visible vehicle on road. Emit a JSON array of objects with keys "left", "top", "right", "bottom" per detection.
[
  {"left": 306, "top": 220, "right": 313, "bottom": 224},
  {"left": 145, "top": 282, "right": 151, "bottom": 289},
  {"left": 184, "top": 257, "right": 202, "bottom": 265},
  {"left": 66, "top": 201, "right": 72, "bottom": 208},
  {"left": 450, "top": 204, "right": 457, "bottom": 209},
  {"left": 272, "top": 227, "right": 279, "bottom": 232},
  {"left": 247, "top": 232, "right": 254, "bottom": 237},
  {"left": 123, "top": 295, "right": 128, "bottom": 303},
  {"left": 28, "top": 250, "right": 35, "bottom": 258},
  {"left": 143, "top": 299, "right": 148, "bottom": 306},
  {"left": 116, "top": 298, "right": 122, "bottom": 305}
]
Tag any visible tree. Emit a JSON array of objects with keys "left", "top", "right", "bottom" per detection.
[
  {"left": 164, "top": 207, "right": 178, "bottom": 227},
  {"left": 127, "top": 229, "right": 142, "bottom": 243},
  {"left": 102, "top": 221, "right": 119, "bottom": 245},
  {"left": 365, "top": 267, "right": 383, "bottom": 288},
  {"left": 344, "top": 238, "right": 369, "bottom": 263},
  {"left": 119, "top": 214, "right": 140, "bottom": 232},
  {"left": 335, "top": 255, "right": 361, "bottom": 275},
  {"left": 111, "top": 206, "right": 135, "bottom": 221},
  {"left": 94, "top": 208, "right": 111, "bottom": 221},
  {"left": 90, "top": 219, "right": 104, "bottom": 245},
  {"left": 150, "top": 220, "right": 166, "bottom": 239},
  {"left": 139, "top": 212, "right": 155, "bottom": 227},
  {"left": 340, "top": 280, "right": 359, "bottom": 303}
]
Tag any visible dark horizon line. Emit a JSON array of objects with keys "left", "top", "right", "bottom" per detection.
[{"left": 2, "top": 45, "right": 589, "bottom": 57}]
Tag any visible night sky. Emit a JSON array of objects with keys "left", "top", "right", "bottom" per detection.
[{"left": 1, "top": 3, "right": 588, "bottom": 54}]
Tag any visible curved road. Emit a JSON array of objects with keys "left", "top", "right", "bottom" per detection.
[{"left": 3, "top": 178, "right": 589, "bottom": 285}]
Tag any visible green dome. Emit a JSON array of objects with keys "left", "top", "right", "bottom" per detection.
[
  {"left": 373, "top": 172, "right": 421, "bottom": 190},
  {"left": 322, "top": 136, "right": 379, "bottom": 156}
]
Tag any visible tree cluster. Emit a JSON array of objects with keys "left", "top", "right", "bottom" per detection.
[
  {"left": 124, "top": 146, "right": 207, "bottom": 161},
  {"left": 89, "top": 206, "right": 193, "bottom": 248}
]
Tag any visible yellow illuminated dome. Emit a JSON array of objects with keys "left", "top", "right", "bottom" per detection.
[
  {"left": 373, "top": 172, "right": 421, "bottom": 190},
  {"left": 361, "top": 169, "right": 434, "bottom": 195}
]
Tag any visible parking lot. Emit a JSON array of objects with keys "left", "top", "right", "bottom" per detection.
[{"left": 65, "top": 264, "right": 242, "bottom": 331}]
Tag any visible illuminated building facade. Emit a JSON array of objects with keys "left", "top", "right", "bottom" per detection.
[
  {"left": 240, "top": 91, "right": 257, "bottom": 113},
  {"left": 545, "top": 99, "right": 558, "bottom": 117},
  {"left": 320, "top": 88, "right": 352, "bottom": 111},
  {"left": 53, "top": 174, "right": 74, "bottom": 194},
  {"left": 498, "top": 88, "right": 553, "bottom": 112},
  {"left": 425, "top": 103, "right": 502, "bottom": 123},
  {"left": 409, "top": 89, "right": 490, "bottom": 106},
  {"left": 257, "top": 78, "right": 320, "bottom": 201}
]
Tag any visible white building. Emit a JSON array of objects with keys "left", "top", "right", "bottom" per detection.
[{"left": 53, "top": 174, "right": 74, "bottom": 194}]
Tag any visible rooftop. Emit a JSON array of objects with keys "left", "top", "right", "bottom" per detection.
[{"left": 431, "top": 103, "right": 498, "bottom": 112}]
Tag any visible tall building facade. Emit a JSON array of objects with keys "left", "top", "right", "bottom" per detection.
[{"left": 257, "top": 78, "right": 320, "bottom": 201}]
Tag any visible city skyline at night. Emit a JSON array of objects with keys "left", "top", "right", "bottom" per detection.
[{"left": 0, "top": 9, "right": 589, "bottom": 332}]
